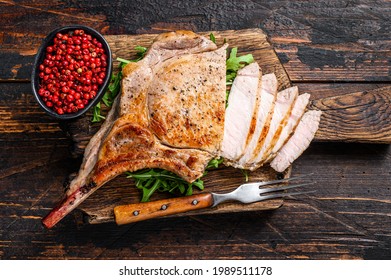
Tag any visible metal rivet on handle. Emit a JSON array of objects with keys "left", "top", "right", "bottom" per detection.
[
  {"left": 133, "top": 210, "right": 139, "bottom": 216},
  {"left": 192, "top": 199, "right": 198, "bottom": 205},
  {"left": 161, "top": 204, "right": 168, "bottom": 210}
]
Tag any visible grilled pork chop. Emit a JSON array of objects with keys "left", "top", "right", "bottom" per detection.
[{"left": 43, "top": 31, "right": 227, "bottom": 228}]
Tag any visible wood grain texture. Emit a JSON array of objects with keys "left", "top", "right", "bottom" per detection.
[
  {"left": 114, "top": 192, "right": 214, "bottom": 225},
  {"left": 1, "top": 0, "right": 390, "bottom": 83},
  {"left": 1, "top": 0, "right": 391, "bottom": 261},
  {"left": 310, "top": 86, "right": 391, "bottom": 143}
]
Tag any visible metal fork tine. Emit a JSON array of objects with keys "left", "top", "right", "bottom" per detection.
[
  {"left": 243, "top": 173, "right": 314, "bottom": 188},
  {"left": 259, "top": 190, "right": 317, "bottom": 201},
  {"left": 258, "top": 182, "right": 316, "bottom": 194},
  {"left": 213, "top": 174, "right": 316, "bottom": 206}
]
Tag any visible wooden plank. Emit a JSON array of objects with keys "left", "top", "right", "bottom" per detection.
[
  {"left": 0, "top": 83, "right": 63, "bottom": 135},
  {"left": 273, "top": 41, "right": 391, "bottom": 82},
  {"left": 80, "top": 167, "right": 289, "bottom": 225},
  {"left": 1, "top": 1, "right": 390, "bottom": 83},
  {"left": 310, "top": 86, "right": 391, "bottom": 143},
  {"left": 293, "top": 82, "right": 391, "bottom": 100},
  {"left": 262, "top": 0, "right": 391, "bottom": 82},
  {"left": 295, "top": 82, "right": 391, "bottom": 142}
]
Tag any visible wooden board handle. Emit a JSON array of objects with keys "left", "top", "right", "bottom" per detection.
[
  {"left": 311, "top": 86, "right": 391, "bottom": 143},
  {"left": 114, "top": 193, "right": 214, "bottom": 225}
]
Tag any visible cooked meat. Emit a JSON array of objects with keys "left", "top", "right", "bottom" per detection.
[
  {"left": 43, "top": 31, "right": 227, "bottom": 228},
  {"left": 229, "top": 73, "right": 278, "bottom": 168},
  {"left": 43, "top": 31, "right": 322, "bottom": 229},
  {"left": 221, "top": 62, "right": 261, "bottom": 161},
  {"left": 270, "top": 110, "right": 322, "bottom": 172},
  {"left": 265, "top": 93, "right": 310, "bottom": 162},
  {"left": 148, "top": 46, "right": 226, "bottom": 155},
  {"left": 246, "top": 86, "right": 299, "bottom": 170}
]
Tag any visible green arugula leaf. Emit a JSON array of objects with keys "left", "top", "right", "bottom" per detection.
[
  {"left": 125, "top": 168, "right": 208, "bottom": 202},
  {"left": 226, "top": 47, "right": 254, "bottom": 71},
  {"left": 226, "top": 47, "right": 254, "bottom": 83},
  {"left": 206, "top": 157, "right": 224, "bottom": 169},
  {"left": 125, "top": 157, "right": 221, "bottom": 202},
  {"left": 209, "top": 33, "right": 216, "bottom": 44},
  {"left": 91, "top": 102, "right": 105, "bottom": 122},
  {"left": 135, "top": 46, "right": 147, "bottom": 59},
  {"left": 225, "top": 47, "right": 255, "bottom": 107}
]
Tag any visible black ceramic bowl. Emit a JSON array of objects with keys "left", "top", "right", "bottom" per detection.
[{"left": 31, "top": 25, "right": 113, "bottom": 120}]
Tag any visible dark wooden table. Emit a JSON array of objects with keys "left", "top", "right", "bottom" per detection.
[{"left": 1, "top": 0, "right": 391, "bottom": 260}]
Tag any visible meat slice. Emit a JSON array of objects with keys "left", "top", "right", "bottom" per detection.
[
  {"left": 246, "top": 86, "right": 299, "bottom": 170},
  {"left": 270, "top": 110, "right": 322, "bottom": 172},
  {"left": 265, "top": 93, "right": 310, "bottom": 163},
  {"left": 229, "top": 73, "right": 278, "bottom": 168},
  {"left": 42, "top": 31, "right": 227, "bottom": 228},
  {"left": 221, "top": 62, "right": 261, "bottom": 161}
]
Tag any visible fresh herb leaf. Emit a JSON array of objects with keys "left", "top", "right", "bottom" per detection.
[
  {"left": 225, "top": 47, "right": 255, "bottom": 107},
  {"left": 241, "top": 169, "right": 249, "bottom": 182},
  {"left": 125, "top": 157, "right": 222, "bottom": 202},
  {"left": 209, "top": 33, "right": 216, "bottom": 44},
  {"left": 206, "top": 157, "right": 224, "bottom": 169},
  {"left": 125, "top": 168, "right": 207, "bottom": 202},
  {"left": 91, "top": 102, "right": 105, "bottom": 122},
  {"left": 135, "top": 46, "right": 147, "bottom": 59},
  {"left": 116, "top": 57, "right": 132, "bottom": 64},
  {"left": 91, "top": 63, "right": 123, "bottom": 122},
  {"left": 226, "top": 47, "right": 254, "bottom": 83}
]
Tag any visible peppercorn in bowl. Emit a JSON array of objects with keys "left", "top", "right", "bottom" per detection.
[{"left": 31, "top": 25, "right": 113, "bottom": 120}]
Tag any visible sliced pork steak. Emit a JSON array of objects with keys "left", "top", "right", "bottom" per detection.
[
  {"left": 246, "top": 86, "right": 299, "bottom": 170},
  {"left": 265, "top": 93, "right": 310, "bottom": 163},
  {"left": 270, "top": 110, "right": 322, "bottom": 172},
  {"left": 221, "top": 62, "right": 261, "bottom": 161},
  {"left": 230, "top": 73, "right": 278, "bottom": 168},
  {"left": 43, "top": 31, "right": 227, "bottom": 228}
]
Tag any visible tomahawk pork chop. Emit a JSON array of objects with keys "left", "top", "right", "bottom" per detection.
[
  {"left": 43, "top": 31, "right": 227, "bottom": 228},
  {"left": 43, "top": 31, "right": 322, "bottom": 229}
]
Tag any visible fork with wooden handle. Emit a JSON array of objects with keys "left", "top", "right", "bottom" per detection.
[{"left": 114, "top": 175, "right": 315, "bottom": 225}]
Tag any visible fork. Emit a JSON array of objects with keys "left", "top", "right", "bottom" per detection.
[{"left": 114, "top": 174, "right": 315, "bottom": 225}]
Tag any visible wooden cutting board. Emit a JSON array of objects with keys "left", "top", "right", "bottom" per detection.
[{"left": 60, "top": 28, "right": 391, "bottom": 224}]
